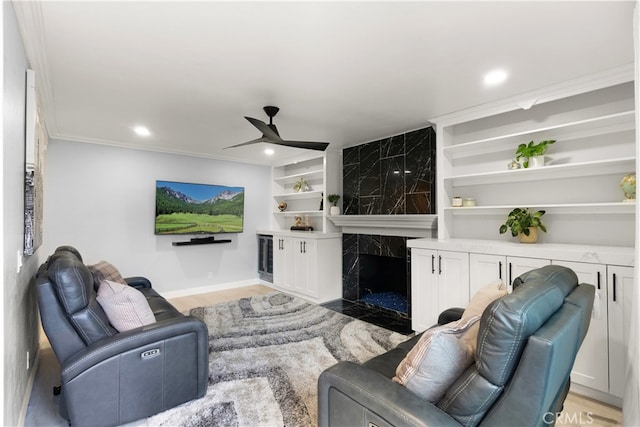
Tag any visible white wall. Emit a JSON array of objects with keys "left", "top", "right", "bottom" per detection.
[
  {"left": 2, "top": 2, "right": 43, "bottom": 425},
  {"left": 43, "top": 139, "right": 271, "bottom": 295}
]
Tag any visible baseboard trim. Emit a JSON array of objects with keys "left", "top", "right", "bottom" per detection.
[
  {"left": 19, "top": 345, "right": 41, "bottom": 427},
  {"left": 570, "top": 382, "right": 622, "bottom": 408},
  {"left": 159, "top": 279, "right": 266, "bottom": 299}
]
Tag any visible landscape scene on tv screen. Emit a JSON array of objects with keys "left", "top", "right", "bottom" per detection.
[{"left": 155, "top": 180, "right": 244, "bottom": 235}]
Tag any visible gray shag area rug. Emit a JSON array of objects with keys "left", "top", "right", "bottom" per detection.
[{"left": 145, "top": 292, "right": 407, "bottom": 427}]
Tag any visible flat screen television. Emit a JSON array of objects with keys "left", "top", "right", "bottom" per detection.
[{"left": 155, "top": 180, "right": 244, "bottom": 235}]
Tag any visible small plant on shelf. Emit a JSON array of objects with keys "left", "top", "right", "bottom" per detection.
[
  {"left": 499, "top": 208, "right": 547, "bottom": 243},
  {"left": 514, "top": 140, "right": 556, "bottom": 168},
  {"left": 327, "top": 194, "right": 341, "bottom": 215}
]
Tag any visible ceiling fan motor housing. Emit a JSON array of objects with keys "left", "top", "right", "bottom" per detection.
[{"left": 263, "top": 106, "right": 280, "bottom": 122}]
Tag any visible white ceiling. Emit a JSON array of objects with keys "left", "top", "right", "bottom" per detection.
[{"left": 14, "top": 1, "right": 635, "bottom": 166}]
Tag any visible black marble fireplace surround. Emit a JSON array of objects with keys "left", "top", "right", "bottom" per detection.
[
  {"left": 342, "top": 126, "right": 436, "bottom": 216},
  {"left": 342, "top": 233, "right": 409, "bottom": 305},
  {"left": 322, "top": 233, "right": 413, "bottom": 334}
]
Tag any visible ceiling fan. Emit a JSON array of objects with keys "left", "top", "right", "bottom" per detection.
[{"left": 225, "top": 106, "right": 329, "bottom": 151}]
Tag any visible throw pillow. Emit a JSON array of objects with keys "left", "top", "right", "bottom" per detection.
[
  {"left": 463, "top": 279, "right": 508, "bottom": 318},
  {"left": 96, "top": 280, "right": 156, "bottom": 332},
  {"left": 393, "top": 315, "right": 481, "bottom": 403},
  {"left": 88, "top": 260, "right": 127, "bottom": 288},
  {"left": 460, "top": 279, "right": 509, "bottom": 350}
]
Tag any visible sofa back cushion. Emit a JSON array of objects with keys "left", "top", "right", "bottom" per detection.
[{"left": 48, "top": 253, "right": 116, "bottom": 345}]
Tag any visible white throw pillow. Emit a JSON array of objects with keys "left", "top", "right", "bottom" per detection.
[
  {"left": 393, "top": 315, "right": 480, "bottom": 402},
  {"left": 97, "top": 280, "right": 156, "bottom": 332}
]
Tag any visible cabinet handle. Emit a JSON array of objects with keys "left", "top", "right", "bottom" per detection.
[
  {"left": 303, "top": 241, "right": 306, "bottom": 253},
  {"left": 300, "top": 241, "right": 303, "bottom": 253},
  {"left": 612, "top": 273, "right": 617, "bottom": 302},
  {"left": 438, "top": 255, "right": 442, "bottom": 275},
  {"left": 596, "top": 271, "right": 601, "bottom": 290},
  {"left": 431, "top": 255, "right": 435, "bottom": 274},
  {"left": 508, "top": 262, "right": 513, "bottom": 286},
  {"left": 499, "top": 261, "right": 503, "bottom": 280}
]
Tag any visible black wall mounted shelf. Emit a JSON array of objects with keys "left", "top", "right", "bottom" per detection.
[{"left": 172, "top": 236, "right": 231, "bottom": 246}]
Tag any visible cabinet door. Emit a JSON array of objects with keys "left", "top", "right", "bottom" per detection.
[
  {"left": 272, "top": 237, "right": 289, "bottom": 289},
  {"left": 507, "top": 256, "right": 550, "bottom": 289},
  {"left": 300, "top": 239, "right": 318, "bottom": 298},
  {"left": 410, "top": 249, "right": 438, "bottom": 332},
  {"left": 608, "top": 265, "right": 634, "bottom": 398},
  {"left": 291, "top": 238, "right": 308, "bottom": 294},
  {"left": 437, "top": 251, "right": 470, "bottom": 311},
  {"left": 469, "top": 253, "right": 506, "bottom": 296},
  {"left": 552, "top": 260, "right": 609, "bottom": 392}
]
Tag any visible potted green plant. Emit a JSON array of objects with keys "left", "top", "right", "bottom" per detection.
[
  {"left": 327, "top": 194, "right": 341, "bottom": 215},
  {"left": 514, "top": 140, "right": 556, "bottom": 168},
  {"left": 499, "top": 208, "right": 547, "bottom": 243}
]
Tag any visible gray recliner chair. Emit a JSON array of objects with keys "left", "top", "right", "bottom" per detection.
[
  {"left": 36, "top": 246, "right": 209, "bottom": 426},
  {"left": 318, "top": 265, "right": 595, "bottom": 427}
]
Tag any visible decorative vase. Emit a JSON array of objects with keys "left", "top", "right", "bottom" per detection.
[
  {"left": 518, "top": 227, "right": 538, "bottom": 243},
  {"left": 330, "top": 206, "right": 340, "bottom": 216},
  {"left": 620, "top": 173, "right": 636, "bottom": 203},
  {"left": 527, "top": 156, "right": 545, "bottom": 168}
]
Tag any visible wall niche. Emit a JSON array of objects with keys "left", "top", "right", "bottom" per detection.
[{"left": 342, "top": 126, "right": 436, "bottom": 215}]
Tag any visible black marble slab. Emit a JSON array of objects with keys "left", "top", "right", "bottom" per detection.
[
  {"left": 342, "top": 126, "right": 435, "bottom": 215},
  {"left": 322, "top": 299, "right": 413, "bottom": 335}
]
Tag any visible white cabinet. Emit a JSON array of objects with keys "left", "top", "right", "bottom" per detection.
[
  {"left": 432, "top": 73, "right": 635, "bottom": 247},
  {"left": 411, "top": 249, "right": 469, "bottom": 332},
  {"left": 551, "top": 261, "right": 633, "bottom": 400},
  {"left": 469, "top": 253, "right": 549, "bottom": 294},
  {"left": 552, "top": 260, "right": 609, "bottom": 393},
  {"left": 407, "top": 238, "right": 633, "bottom": 405},
  {"left": 291, "top": 237, "right": 317, "bottom": 297},
  {"left": 607, "top": 265, "right": 634, "bottom": 398},
  {"left": 271, "top": 151, "right": 341, "bottom": 233},
  {"left": 269, "top": 232, "right": 342, "bottom": 304},
  {"left": 273, "top": 236, "right": 292, "bottom": 290}
]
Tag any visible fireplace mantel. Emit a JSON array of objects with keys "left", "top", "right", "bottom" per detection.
[{"left": 327, "top": 214, "right": 437, "bottom": 238}]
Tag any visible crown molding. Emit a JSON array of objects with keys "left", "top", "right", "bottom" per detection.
[{"left": 430, "top": 64, "right": 635, "bottom": 127}]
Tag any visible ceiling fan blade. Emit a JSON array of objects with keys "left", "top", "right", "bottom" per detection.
[
  {"left": 223, "top": 136, "right": 269, "bottom": 149},
  {"left": 275, "top": 140, "right": 330, "bottom": 151},
  {"left": 245, "top": 116, "right": 282, "bottom": 142}
]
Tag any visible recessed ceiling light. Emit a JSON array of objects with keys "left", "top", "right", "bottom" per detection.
[
  {"left": 133, "top": 125, "right": 151, "bottom": 137},
  {"left": 264, "top": 148, "right": 275, "bottom": 155},
  {"left": 484, "top": 69, "right": 508, "bottom": 86}
]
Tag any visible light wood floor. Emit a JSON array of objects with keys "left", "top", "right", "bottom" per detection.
[{"left": 168, "top": 283, "right": 275, "bottom": 312}]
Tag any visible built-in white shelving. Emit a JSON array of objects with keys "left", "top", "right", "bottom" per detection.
[
  {"left": 446, "top": 157, "right": 635, "bottom": 187},
  {"left": 273, "top": 169, "right": 324, "bottom": 184},
  {"left": 269, "top": 151, "right": 341, "bottom": 233},
  {"left": 432, "top": 69, "right": 636, "bottom": 247},
  {"left": 446, "top": 202, "right": 635, "bottom": 216}
]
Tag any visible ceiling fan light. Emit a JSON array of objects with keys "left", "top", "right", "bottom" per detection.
[{"left": 264, "top": 148, "right": 275, "bottom": 155}]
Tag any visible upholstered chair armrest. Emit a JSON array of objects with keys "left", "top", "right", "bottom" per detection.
[
  {"left": 59, "top": 316, "right": 209, "bottom": 426},
  {"left": 125, "top": 276, "right": 152, "bottom": 289},
  {"left": 318, "top": 361, "right": 461, "bottom": 427},
  {"left": 438, "top": 307, "right": 464, "bottom": 325},
  {"left": 61, "top": 316, "right": 207, "bottom": 381}
]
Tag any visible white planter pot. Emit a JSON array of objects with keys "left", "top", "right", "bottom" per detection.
[
  {"left": 330, "top": 206, "right": 340, "bottom": 216},
  {"left": 527, "top": 156, "right": 545, "bottom": 168}
]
